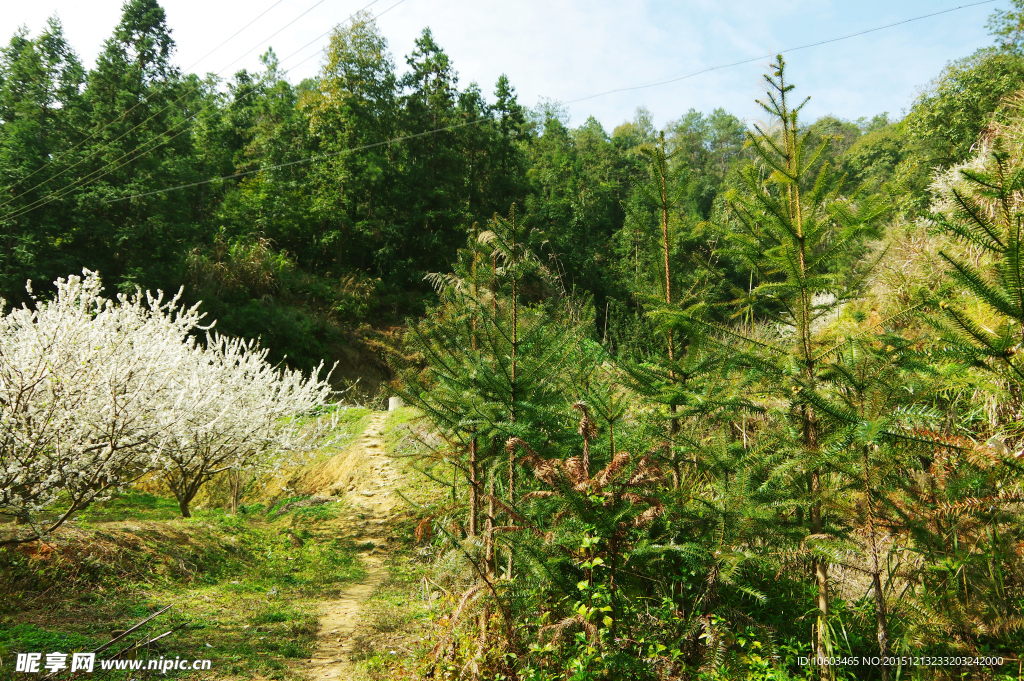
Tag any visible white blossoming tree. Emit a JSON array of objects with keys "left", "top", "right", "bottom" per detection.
[
  {"left": 0, "top": 270, "right": 336, "bottom": 542},
  {"left": 157, "top": 334, "right": 335, "bottom": 518},
  {"left": 0, "top": 271, "right": 206, "bottom": 543}
]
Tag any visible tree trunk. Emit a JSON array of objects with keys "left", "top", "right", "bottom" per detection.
[
  {"left": 658, "top": 133, "right": 681, "bottom": 489},
  {"left": 468, "top": 437, "right": 478, "bottom": 537},
  {"left": 229, "top": 469, "right": 242, "bottom": 514},
  {"left": 508, "top": 210, "right": 517, "bottom": 578},
  {"left": 178, "top": 495, "right": 192, "bottom": 519},
  {"left": 506, "top": 448, "right": 514, "bottom": 579},
  {"left": 485, "top": 473, "right": 496, "bottom": 578},
  {"left": 169, "top": 474, "right": 200, "bottom": 519},
  {"left": 470, "top": 226, "right": 480, "bottom": 540},
  {"left": 871, "top": 570, "right": 891, "bottom": 681},
  {"left": 863, "top": 447, "right": 891, "bottom": 678},
  {"left": 808, "top": 408, "right": 830, "bottom": 678},
  {"left": 811, "top": 468, "right": 831, "bottom": 679}
]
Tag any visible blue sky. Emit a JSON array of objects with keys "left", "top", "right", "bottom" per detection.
[{"left": 1, "top": 0, "right": 1001, "bottom": 131}]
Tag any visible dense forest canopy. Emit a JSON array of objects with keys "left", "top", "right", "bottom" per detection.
[
  {"left": 0, "top": 0, "right": 993, "bottom": 373},
  {"left": 9, "top": 1, "right": 1024, "bottom": 678}
]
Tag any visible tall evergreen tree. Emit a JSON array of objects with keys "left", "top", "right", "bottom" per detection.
[
  {"left": 488, "top": 74, "right": 529, "bottom": 216},
  {"left": 0, "top": 18, "right": 84, "bottom": 303},
  {"left": 393, "top": 207, "right": 585, "bottom": 579},
  {"left": 74, "top": 0, "right": 200, "bottom": 292},
  {"left": 706, "top": 56, "right": 888, "bottom": 676},
  {"left": 217, "top": 50, "right": 314, "bottom": 265},
  {"left": 395, "top": 29, "right": 467, "bottom": 283},
  {"left": 302, "top": 12, "right": 397, "bottom": 273}
]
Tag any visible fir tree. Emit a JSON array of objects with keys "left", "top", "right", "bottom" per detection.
[
  {"left": 702, "top": 56, "right": 888, "bottom": 676},
  {"left": 393, "top": 206, "right": 585, "bottom": 566}
]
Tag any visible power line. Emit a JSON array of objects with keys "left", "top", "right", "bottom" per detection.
[
  {"left": 0, "top": 0, "right": 290, "bottom": 206},
  {"left": 101, "top": 117, "right": 489, "bottom": 204},
  {"left": 566, "top": 0, "right": 998, "bottom": 104},
  {"left": 181, "top": 0, "right": 288, "bottom": 73},
  {"left": 11, "top": 0, "right": 409, "bottom": 217},
  {"left": 283, "top": 0, "right": 408, "bottom": 72},
  {"left": 2, "top": 0, "right": 384, "bottom": 221},
  {"left": 278, "top": 1, "right": 381, "bottom": 65},
  {"left": 1, "top": 127, "right": 198, "bottom": 223},
  {"left": 2, "top": 0, "right": 1000, "bottom": 215},
  {"left": 221, "top": 0, "right": 328, "bottom": 73},
  {"left": 0, "top": 0, "right": 332, "bottom": 213}
]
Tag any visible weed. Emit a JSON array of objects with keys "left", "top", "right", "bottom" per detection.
[{"left": 0, "top": 485, "right": 366, "bottom": 680}]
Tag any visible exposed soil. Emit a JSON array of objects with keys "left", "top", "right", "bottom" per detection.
[{"left": 296, "top": 412, "right": 404, "bottom": 680}]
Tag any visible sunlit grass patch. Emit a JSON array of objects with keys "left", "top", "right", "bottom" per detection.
[
  {"left": 349, "top": 552, "right": 438, "bottom": 681},
  {"left": 0, "top": 495, "right": 368, "bottom": 680},
  {"left": 77, "top": 492, "right": 183, "bottom": 523}
]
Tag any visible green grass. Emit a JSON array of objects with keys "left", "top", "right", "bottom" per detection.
[
  {"left": 0, "top": 407, "right": 429, "bottom": 680},
  {"left": 291, "top": 504, "right": 341, "bottom": 520},
  {"left": 382, "top": 407, "right": 423, "bottom": 458},
  {"left": 0, "top": 624, "right": 103, "bottom": 662},
  {"left": 0, "top": 496, "right": 367, "bottom": 681},
  {"left": 346, "top": 542, "right": 439, "bottom": 681},
  {"left": 76, "top": 491, "right": 183, "bottom": 523},
  {"left": 330, "top": 406, "right": 374, "bottom": 450}
]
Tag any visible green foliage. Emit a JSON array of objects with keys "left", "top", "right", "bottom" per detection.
[
  {"left": 840, "top": 123, "right": 909, "bottom": 195},
  {"left": 905, "top": 48, "right": 1024, "bottom": 167},
  {"left": 0, "top": 623, "right": 102, "bottom": 661},
  {"left": 666, "top": 108, "right": 747, "bottom": 217},
  {"left": 393, "top": 207, "right": 588, "bottom": 545},
  {"left": 932, "top": 147, "right": 1024, "bottom": 390},
  {"left": 0, "top": 17, "right": 84, "bottom": 305},
  {"left": 9, "top": 3, "right": 1024, "bottom": 678},
  {"left": 988, "top": 0, "right": 1024, "bottom": 50}
]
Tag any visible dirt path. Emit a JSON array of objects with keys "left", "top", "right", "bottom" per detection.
[{"left": 298, "top": 412, "right": 403, "bottom": 680}]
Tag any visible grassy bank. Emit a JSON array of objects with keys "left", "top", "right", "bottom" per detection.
[
  {"left": 0, "top": 407, "right": 379, "bottom": 681},
  {"left": 0, "top": 407, "right": 450, "bottom": 681},
  {"left": 0, "top": 495, "right": 368, "bottom": 681}
]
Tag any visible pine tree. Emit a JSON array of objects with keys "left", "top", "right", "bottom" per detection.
[
  {"left": 394, "top": 207, "right": 585, "bottom": 552},
  {"left": 301, "top": 12, "right": 397, "bottom": 272},
  {"left": 704, "top": 56, "right": 888, "bottom": 676},
  {"left": 74, "top": 0, "right": 200, "bottom": 292},
  {"left": 489, "top": 75, "right": 528, "bottom": 216},
  {"left": 217, "top": 50, "right": 315, "bottom": 265},
  {"left": 395, "top": 29, "right": 467, "bottom": 283},
  {"left": 614, "top": 128, "right": 728, "bottom": 489},
  {"left": 0, "top": 17, "right": 85, "bottom": 302},
  {"left": 808, "top": 334, "right": 948, "bottom": 677},
  {"left": 932, "top": 146, "right": 1024, "bottom": 392},
  {"left": 915, "top": 143, "right": 1024, "bottom": 650}
]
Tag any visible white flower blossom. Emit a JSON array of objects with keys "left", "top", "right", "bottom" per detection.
[{"left": 0, "top": 270, "right": 336, "bottom": 540}]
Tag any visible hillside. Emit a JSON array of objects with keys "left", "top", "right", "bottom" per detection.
[
  {"left": 0, "top": 407, "right": 447, "bottom": 681},
  {"left": 7, "top": 1, "right": 1024, "bottom": 679}
]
